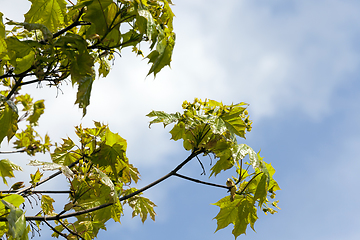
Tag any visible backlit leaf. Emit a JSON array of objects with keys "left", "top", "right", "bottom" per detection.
[
  {"left": 0, "top": 102, "right": 18, "bottom": 144},
  {"left": 253, "top": 173, "right": 267, "bottom": 207},
  {"left": 75, "top": 75, "right": 95, "bottom": 116},
  {"left": 27, "top": 100, "right": 45, "bottom": 125},
  {"left": 0, "top": 159, "right": 22, "bottom": 185},
  {"left": 30, "top": 168, "right": 43, "bottom": 186},
  {"left": 0, "top": 12, "right": 6, "bottom": 58},
  {"left": 41, "top": 195, "right": 55, "bottom": 215},
  {"left": 128, "top": 193, "right": 157, "bottom": 223},
  {"left": 2, "top": 200, "right": 28, "bottom": 239},
  {"left": 24, "top": 0, "right": 67, "bottom": 32},
  {"left": 146, "top": 33, "right": 175, "bottom": 77},
  {"left": 5, "top": 37, "right": 35, "bottom": 73},
  {"left": 146, "top": 110, "right": 181, "bottom": 127}
]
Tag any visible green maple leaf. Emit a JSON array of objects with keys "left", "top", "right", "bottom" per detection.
[
  {"left": 213, "top": 196, "right": 258, "bottom": 239},
  {"left": 253, "top": 173, "right": 267, "bottom": 207},
  {"left": 0, "top": 195, "right": 25, "bottom": 210},
  {"left": 75, "top": 75, "right": 94, "bottom": 117},
  {"left": 30, "top": 168, "right": 43, "bottom": 186},
  {"left": 128, "top": 192, "right": 157, "bottom": 223},
  {"left": 146, "top": 110, "right": 181, "bottom": 127},
  {"left": 0, "top": 159, "right": 22, "bottom": 185},
  {"left": 146, "top": 33, "right": 175, "bottom": 77},
  {"left": 24, "top": 0, "right": 67, "bottom": 32},
  {"left": 0, "top": 101, "right": 19, "bottom": 144},
  {"left": 220, "top": 108, "right": 247, "bottom": 139},
  {"left": 2, "top": 200, "right": 28, "bottom": 239},
  {"left": 137, "top": 4, "right": 157, "bottom": 40},
  {"left": 27, "top": 100, "right": 45, "bottom": 125},
  {"left": 0, "top": 12, "right": 7, "bottom": 58},
  {"left": 51, "top": 138, "right": 77, "bottom": 165},
  {"left": 41, "top": 195, "right": 55, "bottom": 215},
  {"left": 80, "top": 0, "right": 113, "bottom": 36},
  {"left": 5, "top": 37, "right": 36, "bottom": 74},
  {"left": 103, "top": 128, "right": 127, "bottom": 149}
]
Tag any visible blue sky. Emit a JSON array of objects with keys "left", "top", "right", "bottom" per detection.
[{"left": 1, "top": 0, "right": 360, "bottom": 239}]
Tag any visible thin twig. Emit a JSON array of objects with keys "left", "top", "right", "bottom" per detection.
[
  {"left": 44, "top": 220, "right": 67, "bottom": 238},
  {"left": 235, "top": 158, "right": 243, "bottom": 185},
  {"left": 196, "top": 155, "right": 206, "bottom": 175},
  {"left": 59, "top": 220, "right": 84, "bottom": 240},
  {"left": 238, "top": 172, "right": 263, "bottom": 195},
  {"left": 52, "top": 8, "right": 87, "bottom": 39},
  {"left": 173, "top": 173, "right": 228, "bottom": 189}
]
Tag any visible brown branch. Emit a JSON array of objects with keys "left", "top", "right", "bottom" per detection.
[
  {"left": 0, "top": 149, "right": 26, "bottom": 154},
  {"left": 1, "top": 190, "right": 71, "bottom": 194},
  {"left": 173, "top": 173, "right": 228, "bottom": 189},
  {"left": 0, "top": 149, "right": 204, "bottom": 222},
  {"left": 52, "top": 8, "right": 88, "bottom": 39},
  {"left": 6, "top": 67, "right": 34, "bottom": 100}
]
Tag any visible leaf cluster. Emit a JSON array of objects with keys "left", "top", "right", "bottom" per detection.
[
  {"left": 0, "top": 122, "right": 157, "bottom": 239},
  {"left": 147, "top": 98, "right": 281, "bottom": 238},
  {"left": 1, "top": 0, "right": 175, "bottom": 116}
]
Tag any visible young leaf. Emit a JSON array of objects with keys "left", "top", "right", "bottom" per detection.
[
  {"left": 128, "top": 194, "right": 157, "bottom": 223},
  {"left": 28, "top": 160, "right": 74, "bottom": 178},
  {"left": 41, "top": 195, "right": 55, "bottom": 215},
  {"left": 24, "top": 0, "right": 67, "bottom": 32},
  {"left": 75, "top": 75, "right": 95, "bottom": 116},
  {"left": 146, "top": 110, "right": 181, "bottom": 127},
  {"left": 5, "top": 37, "right": 36, "bottom": 73},
  {"left": 29, "top": 168, "right": 43, "bottom": 186},
  {"left": 27, "top": 99, "right": 45, "bottom": 125},
  {"left": 213, "top": 196, "right": 258, "bottom": 239},
  {"left": 94, "top": 167, "right": 117, "bottom": 202},
  {"left": 0, "top": 159, "right": 22, "bottom": 185},
  {"left": 0, "top": 12, "right": 6, "bottom": 57},
  {"left": 80, "top": 0, "right": 113, "bottom": 37},
  {"left": 0, "top": 101, "right": 19, "bottom": 143},
  {"left": 0, "top": 194, "right": 25, "bottom": 209},
  {"left": 253, "top": 173, "right": 267, "bottom": 207},
  {"left": 146, "top": 33, "right": 175, "bottom": 77}
]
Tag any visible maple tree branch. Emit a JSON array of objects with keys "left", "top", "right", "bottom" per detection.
[
  {"left": 52, "top": 8, "right": 88, "bottom": 39},
  {"left": 0, "top": 149, "right": 26, "bottom": 154},
  {"left": 0, "top": 149, "right": 205, "bottom": 222},
  {"left": 173, "top": 173, "right": 228, "bottom": 189},
  {"left": 1, "top": 190, "right": 71, "bottom": 194},
  {"left": 6, "top": 67, "right": 34, "bottom": 100}
]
